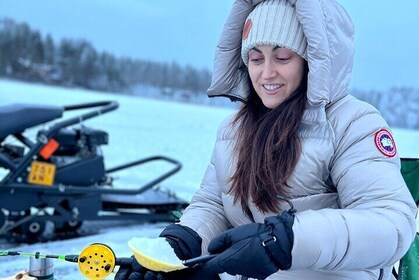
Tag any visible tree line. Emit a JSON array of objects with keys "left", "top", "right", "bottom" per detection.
[
  {"left": 0, "top": 18, "right": 212, "bottom": 95},
  {"left": 352, "top": 87, "right": 419, "bottom": 129},
  {"left": 0, "top": 18, "right": 417, "bottom": 128}
]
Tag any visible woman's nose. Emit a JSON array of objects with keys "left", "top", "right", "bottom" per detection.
[{"left": 261, "top": 59, "right": 277, "bottom": 79}]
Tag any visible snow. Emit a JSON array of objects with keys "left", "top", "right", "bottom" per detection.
[{"left": 0, "top": 79, "right": 418, "bottom": 279}]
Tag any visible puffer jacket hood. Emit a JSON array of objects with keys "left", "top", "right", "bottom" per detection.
[{"left": 207, "top": 0, "right": 355, "bottom": 125}]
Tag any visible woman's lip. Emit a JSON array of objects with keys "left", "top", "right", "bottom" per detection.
[{"left": 263, "top": 84, "right": 283, "bottom": 95}]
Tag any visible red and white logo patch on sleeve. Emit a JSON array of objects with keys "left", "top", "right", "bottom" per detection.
[{"left": 374, "top": 129, "right": 397, "bottom": 158}]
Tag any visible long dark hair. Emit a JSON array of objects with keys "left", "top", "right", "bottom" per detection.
[{"left": 229, "top": 62, "right": 308, "bottom": 215}]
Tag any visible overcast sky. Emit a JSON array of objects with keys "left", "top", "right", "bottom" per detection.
[{"left": 0, "top": 0, "right": 418, "bottom": 91}]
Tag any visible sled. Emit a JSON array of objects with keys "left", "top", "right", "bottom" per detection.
[{"left": 0, "top": 101, "right": 188, "bottom": 242}]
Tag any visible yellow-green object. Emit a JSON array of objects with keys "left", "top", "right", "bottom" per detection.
[
  {"left": 397, "top": 158, "right": 419, "bottom": 280},
  {"left": 128, "top": 237, "right": 186, "bottom": 272}
]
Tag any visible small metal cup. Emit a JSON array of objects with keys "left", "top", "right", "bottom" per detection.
[{"left": 29, "top": 257, "right": 54, "bottom": 280}]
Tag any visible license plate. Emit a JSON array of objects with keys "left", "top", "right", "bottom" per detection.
[{"left": 28, "top": 161, "right": 56, "bottom": 186}]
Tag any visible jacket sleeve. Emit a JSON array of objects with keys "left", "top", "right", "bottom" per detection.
[
  {"left": 290, "top": 100, "right": 417, "bottom": 270},
  {"left": 179, "top": 118, "right": 233, "bottom": 255},
  {"left": 207, "top": 0, "right": 263, "bottom": 101}
]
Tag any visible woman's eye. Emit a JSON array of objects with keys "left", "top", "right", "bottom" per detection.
[
  {"left": 250, "top": 57, "right": 263, "bottom": 64},
  {"left": 276, "top": 57, "right": 290, "bottom": 61}
]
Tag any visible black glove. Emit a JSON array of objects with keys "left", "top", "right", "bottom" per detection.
[
  {"left": 115, "top": 255, "right": 220, "bottom": 280},
  {"left": 159, "top": 224, "right": 202, "bottom": 260},
  {"left": 203, "top": 210, "right": 295, "bottom": 279},
  {"left": 115, "top": 256, "right": 165, "bottom": 280}
]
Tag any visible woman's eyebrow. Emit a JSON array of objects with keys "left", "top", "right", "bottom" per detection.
[
  {"left": 250, "top": 47, "right": 262, "bottom": 53},
  {"left": 273, "top": 45, "right": 284, "bottom": 51}
]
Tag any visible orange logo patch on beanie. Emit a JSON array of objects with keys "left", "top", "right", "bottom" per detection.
[{"left": 242, "top": 19, "right": 252, "bottom": 40}]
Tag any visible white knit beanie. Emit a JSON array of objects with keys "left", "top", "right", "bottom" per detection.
[{"left": 241, "top": 0, "right": 307, "bottom": 66}]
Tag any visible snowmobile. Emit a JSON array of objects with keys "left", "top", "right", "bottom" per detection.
[{"left": 0, "top": 101, "right": 188, "bottom": 243}]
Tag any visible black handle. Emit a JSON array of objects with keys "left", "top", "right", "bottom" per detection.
[
  {"left": 182, "top": 254, "right": 217, "bottom": 267},
  {"left": 116, "top": 257, "right": 134, "bottom": 267}
]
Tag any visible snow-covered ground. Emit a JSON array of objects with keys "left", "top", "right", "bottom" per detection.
[{"left": 0, "top": 79, "right": 417, "bottom": 279}]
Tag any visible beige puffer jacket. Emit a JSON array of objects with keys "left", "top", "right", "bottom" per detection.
[{"left": 179, "top": 0, "right": 417, "bottom": 279}]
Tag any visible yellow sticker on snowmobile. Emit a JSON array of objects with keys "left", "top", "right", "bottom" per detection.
[{"left": 28, "top": 161, "right": 56, "bottom": 186}]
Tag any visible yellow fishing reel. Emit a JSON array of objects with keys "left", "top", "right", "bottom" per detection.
[{"left": 78, "top": 243, "right": 116, "bottom": 280}]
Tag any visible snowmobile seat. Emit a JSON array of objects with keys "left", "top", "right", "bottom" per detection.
[{"left": 0, "top": 103, "right": 63, "bottom": 139}]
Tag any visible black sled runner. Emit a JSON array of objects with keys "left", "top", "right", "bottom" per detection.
[{"left": 0, "top": 101, "right": 188, "bottom": 242}]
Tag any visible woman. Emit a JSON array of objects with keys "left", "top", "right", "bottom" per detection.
[{"left": 117, "top": 0, "right": 417, "bottom": 279}]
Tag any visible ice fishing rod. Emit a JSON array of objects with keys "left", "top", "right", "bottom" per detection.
[
  {"left": 1, "top": 243, "right": 133, "bottom": 280},
  {"left": 0, "top": 250, "right": 79, "bottom": 262},
  {"left": 1, "top": 243, "right": 218, "bottom": 279}
]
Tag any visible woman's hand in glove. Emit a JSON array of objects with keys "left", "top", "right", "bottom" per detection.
[
  {"left": 115, "top": 255, "right": 219, "bottom": 280},
  {"left": 115, "top": 256, "right": 165, "bottom": 280},
  {"left": 204, "top": 211, "right": 295, "bottom": 280}
]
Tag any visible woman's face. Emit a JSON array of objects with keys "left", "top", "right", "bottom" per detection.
[{"left": 247, "top": 45, "right": 305, "bottom": 109}]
